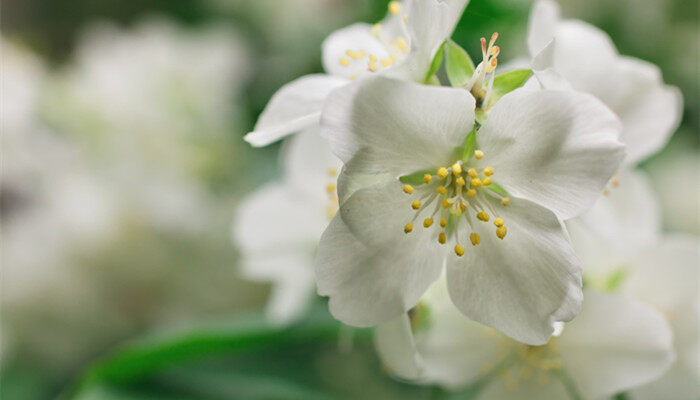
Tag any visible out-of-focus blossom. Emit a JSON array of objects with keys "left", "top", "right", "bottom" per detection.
[
  {"left": 526, "top": 0, "right": 682, "bottom": 166},
  {"left": 316, "top": 75, "right": 625, "bottom": 344},
  {"left": 233, "top": 130, "right": 341, "bottom": 324},
  {"left": 567, "top": 170, "right": 700, "bottom": 400},
  {"left": 375, "top": 275, "right": 674, "bottom": 399},
  {"left": 244, "top": 0, "right": 469, "bottom": 146}
]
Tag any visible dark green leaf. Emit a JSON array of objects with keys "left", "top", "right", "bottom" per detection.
[{"left": 445, "top": 40, "right": 475, "bottom": 88}]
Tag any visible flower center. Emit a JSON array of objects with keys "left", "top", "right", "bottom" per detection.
[
  {"left": 401, "top": 149, "right": 510, "bottom": 257},
  {"left": 337, "top": 1, "right": 410, "bottom": 78},
  {"left": 466, "top": 33, "right": 500, "bottom": 110}
]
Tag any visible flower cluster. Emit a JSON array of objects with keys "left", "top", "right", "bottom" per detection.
[{"left": 236, "top": 0, "right": 693, "bottom": 397}]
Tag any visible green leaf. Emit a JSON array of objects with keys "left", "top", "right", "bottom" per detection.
[
  {"left": 423, "top": 42, "right": 445, "bottom": 84},
  {"left": 490, "top": 69, "right": 533, "bottom": 104},
  {"left": 445, "top": 40, "right": 475, "bottom": 88}
]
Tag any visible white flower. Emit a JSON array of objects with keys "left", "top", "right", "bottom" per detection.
[
  {"left": 233, "top": 129, "right": 342, "bottom": 324},
  {"left": 244, "top": 0, "right": 469, "bottom": 146},
  {"left": 315, "top": 74, "right": 625, "bottom": 344},
  {"left": 375, "top": 275, "right": 675, "bottom": 399},
  {"left": 526, "top": 0, "right": 683, "bottom": 166},
  {"left": 567, "top": 169, "right": 700, "bottom": 400}
]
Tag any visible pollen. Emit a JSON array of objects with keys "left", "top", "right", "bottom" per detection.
[
  {"left": 494, "top": 218, "right": 504, "bottom": 227},
  {"left": 471, "top": 178, "right": 483, "bottom": 187},
  {"left": 328, "top": 167, "right": 338, "bottom": 176},
  {"left": 388, "top": 1, "right": 401, "bottom": 14},
  {"left": 454, "top": 244, "right": 465, "bottom": 257},
  {"left": 456, "top": 177, "right": 466, "bottom": 186},
  {"left": 470, "top": 233, "right": 480, "bottom": 246},
  {"left": 440, "top": 217, "right": 447, "bottom": 228},
  {"left": 452, "top": 162, "right": 462, "bottom": 175},
  {"left": 477, "top": 211, "right": 490, "bottom": 222},
  {"left": 327, "top": 184, "right": 336, "bottom": 193},
  {"left": 369, "top": 54, "right": 378, "bottom": 62},
  {"left": 438, "top": 232, "right": 446, "bottom": 244},
  {"left": 474, "top": 150, "right": 484, "bottom": 159},
  {"left": 501, "top": 197, "right": 510, "bottom": 206},
  {"left": 404, "top": 223, "right": 413, "bottom": 233},
  {"left": 483, "top": 177, "right": 492, "bottom": 186},
  {"left": 466, "top": 189, "right": 476, "bottom": 198},
  {"left": 339, "top": 57, "right": 350, "bottom": 66},
  {"left": 368, "top": 63, "right": 378, "bottom": 72},
  {"left": 468, "top": 168, "right": 477, "bottom": 178},
  {"left": 496, "top": 226, "right": 507, "bottom": 239},
  {"left": 397, "top": 36, "right": 408, "bottom": 51},
  {"left": 403, "top": 184, "right": 414, "bottom": 194},
  {"left": 442, "top": 198, "right": 451, "bottom": 208},
  {"left": 411, "top": 200, "right": 421, "bottom": 210},
  {"left": 423, "top": 174, "right": 432, "bottom": 184},
  {"left": 483, "top": 167, "right": 494, "bottom": 176},
  {"left": 423, "top": 218, "right": 433, "bottom": 228},
  {"left": 437, "top": 167, "right": 449, "bottom": 178},
  {"left": 459, "top": 202, "right": 467, "bottom": 212},
  {"left": 437, "top": 186, "right": 447, "bottom": 195},
  {"left": 611, "top": 177, "right": 620, "bottom": 187}
]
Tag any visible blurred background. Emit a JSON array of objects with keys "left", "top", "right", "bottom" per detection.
[{"left": 2, "top": 0, "right": 698, "bottom": 399}]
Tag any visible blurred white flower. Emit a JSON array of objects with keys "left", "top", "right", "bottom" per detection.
[
  {"left": 526, "top": 0, "right": 682, "bottom": 166},
  {"left": 315, "top": 75, "right": 625, "bottom": 344},
  {"left": 244, "top": 0, "right": 469, "bottom": 146},
  {"left": 375, "top": 275, "right": 674, "bottom": 399},
  {"left": 567, "top": 169, "right": 700, "bottom": 400},
  {"left": 233, "top": 129, "right": 341, "bottom": 324}
]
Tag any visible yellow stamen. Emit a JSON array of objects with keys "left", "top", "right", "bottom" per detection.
[
  {"left": 501, "top": 197, "right": 510, "bottom": 206},
  {"left": 402, "top": 14, "right": 408, "bottom": 23},
  {"left": 440, "top": 218, "right": 447, "bottom": 228},
  {"left": 494, "top": 218, "right": 504, "bottom": 227},
  {"left": 471, "top": 178, "right": 483, "bottom": 187},
  {"left": 466, "top": 189, "right": 476, "bottom": 198},
  {"left": 483, "top": 177, "right": 492, "bottom": 186},
  {"left": 388, "top": 1, "right": 402, "bottom": 14},
  {"left": 411, "top": 200, "right": 421, "bottom": 210},
  {"left": 438, "top": 232, "right": 446, "bottom": 244},
  {"left": 423, "top": 174, "right": 432, "bottom": 184},
  {"left": 456, "top": 177, "right": 466, "bottom": 187},
  {"left": 496, "top": 226, "right": 507, "bottom": 239},
  {"left": 368, "top": 63, "right": 378, "bottom": 72},
  {"left": 346, "top": 50, "right": 358, "bottom": 59},
  {"left": 611, "top": 177, "right": 619, "bottom": 187},
  {"left": 328, "top": 168, "right": 338, "bottom": 176},
  {"left": 437, "top": 186, "right": 447, "bottom": 195},
  {"left": 437, "top": 167, "right": 449, "bottom": 179},
  {"left": 470, "top": 233, "right": 480, "bottom": 246},
  {"left": 452, "top": 162, "right": 462, "bottom": 175},
  {"left": 404, "top": 223, "right": 413, "bottom": 233},
  {"left": 340, "top": 58, "right": 350, "bottom": 66},
  {"left": 454, "top": 244, "right": 465, "bottom": 257},
  {"left": 327, "top": 184, "right": 336, "bottom": 193},
  {"left": 369, "top": 54, "right": 378, "bottom": 62},
  {"left": 397, "top": 36, "right": 408, "bottom": 51},
  {"left": 423, "top": 218, "right": 433, "bottom": 228},
  {"left": 477, "top": 211, "right": 490, "bottom": 222},
  {"left": 459, "top": 202, "right": 467, "bottom": 213},
  {"left": 356, "top": 50, "right": 366, "bottom": 58},
  {"left": 403, "top": 184, "right": 414, "bottom": 194},
  {"left": 474, "top": 150, "right": 484, "bottom": 159},
  {"left": 483, "top": 167, "right": 494, "bottom": 176},
  {"left": 442, "top": 198, "right": 451, "bottom": 209},
  {"left": 468, "top": 168, "right": 477, "bottom": 178}
]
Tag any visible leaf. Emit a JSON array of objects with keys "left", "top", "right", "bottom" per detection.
[
  {"left": 445, "top": 40, "right": 475, "bottom": 88},
  {"left": 490, "top": 69, "right": 533, "bottom": 104},
  {"left": 423, "top": 42, "right": 445, "bottom": 84}
]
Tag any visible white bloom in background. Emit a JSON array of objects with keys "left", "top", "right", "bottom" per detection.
[
  {"left": 233, "top": 130, "right": 341, "bottom": 324},
  {"left": 316, "top": 75, "right": 625, "bottom": 344},
  {"left": 567, "top": 170, "right": 700, "bottom": 400},
  {"left": 244, "top": 0, "right": 469, "bottom": 146},
  {"left": 375, "top": 275, "right": 674, "bottom": 399},
  {"left": 526, "top": 0, "right": 683, "bottom": 166}
]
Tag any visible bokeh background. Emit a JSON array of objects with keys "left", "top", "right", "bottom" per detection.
[{"left": 2, "top": 0, "right": 698, "bottom": 399}]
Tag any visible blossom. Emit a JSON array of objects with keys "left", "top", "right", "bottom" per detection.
[
  {"left": 567, "top": 170, "right": 700, "bottom": 400},
  {"left": 375, "top": 275, "right": 675, "bottom": 399},
  {"left": 526, "top": 0, "right": 683, "bottom": 166},
  {"left": 315, "top": 74, "right": 625, "bottom": 344},
  {"left": 244, "top": 0, "right": 469, "bottom": 146},
  {"left": 233, "top": 129, "right": 342, "bottom": 324}
]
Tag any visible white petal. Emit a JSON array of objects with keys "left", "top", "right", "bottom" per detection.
[
  {"left": 282, "top": 128, "right": 342, "bottom": 204},
  {"left": 558, "top": 290, "right": 674, "bottom": 399},
  {"left": 526, "top": 0, "right": 561, "bottom": 56},
  {"left": 374, "top": 313, "right": 424, "bottom": 380},
  {"left": 321, "top": 75, "right": 475, "bottom": 176},
  {"left": 531, "top": 39, "right": 573, "bottom": 91},
  {"left": 630, "top": 363, "right": 700, "bottom": 400},
  {"left": 244, "top": 74, "right": 348, "bottom": 146},
  {"left": 315, "top": 212, "right": 443, "bottom": 327},
  {"left": 321, "top": 23, "right": 392, "bottom": 80},
  {"left": 446, "top": 196, "right": 583, "bottom": 345},
  {"left": 478, "top": 89, "right": 625, "bottom": 219},
  {"left": 478, "top": 374, "right": 570, "bottom": 400},
  {"left": 549, "top": 20, "right": 618, "bottom": 85}
]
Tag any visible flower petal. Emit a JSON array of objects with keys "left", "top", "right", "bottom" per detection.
[
  {"left": 283, "top": 128, "right": 342, "bottom": 204},
  {"left": 446, "top": 196, "right": 583, "bottom": 345},
  {"left": 244, "top": 74, "right": 348, "bottom": 146},
  {"left": 558, "top": 290, "right": 674, "bottom": 399},
  {"left": 321, "top": 23, "right": 393, "bottom": 80},
  {"left": 478, "top": 89, "right": 625, "bottom": 219},
  {"left": 315, "top": 211, "right": 443, "bottom": 327},
  {"left": 526, "top": 0, "right": 561, "bottom": 56},
  {"left": 547, "top": 20, "right": 618, "bottom": 81},
  {"left": 321, "top": 75, "right": 475, "bottom": 176},
  {"left": 374, "top": 313, "right": 424, "bottom": 380}
]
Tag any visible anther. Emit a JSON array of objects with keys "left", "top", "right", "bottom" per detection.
[
  {"left": 423, "top": 218, "right": 433, "bottom": 228},
  {"left": 397, "top": 37, "right": 408, "bottom": 51},
  {"left": 442, "top": 198, "right": 451, "bottom": 208},
  {"left": 440, "top": 218, "right": 447, "bottom": 228},
  {"left": 369, "top": 54, "right": 378, "bottom": 62},
  {"left": 437, "top": 167, "right": 449, "bottom": 179},
  {"left": 468, "top": 168, "right": 477, "bottom": 178},
  {"left": 403, "top": 184, "right": 414, "bottom": 194},
  {"left": 477, "top": 211, "right": 490, "bottom": 222},
  {"left": 456, "top": 177, "right": 466, "bottom": 186},
  {"left": 501, "top": 197, "right": 510, "bottom": 206},
  {"left": 327, "top": 184, "right": 336, "bottom": 193},
  {"left": 470, "top": 233, "right": 480, "bottom": 246},
  {"left": 328, "top": 168, "right": 338, "bottom": 176},
  {"left": 438, "top": 232, "right": 446, "bottom": 244},
  {"left": 466, "top": 189, "right": 476, "bottom": 198},
  {"left": 496, "top": 226, "right": 507, "bottom": 239},
  {"left": 483, "top": 177, "right": 492, "bottom": 186},
  {"left": 340, "top": 58, "right": 350, "bottom": 66},
  {"left": 459, "top": 202, "right": 467, "bottom": 213},
  {"left": 494, "top": 218, "right": 504, "bottom": 227},
  {"left": 454, "top": 244, "right": 465, "bottom": 257},
  {"left": 452, "top": 162, "right": 462, "bottom": 175},
  {"left": 423, "top": 174, "right": 432, "bottom": 184},
  {"left": 474, "top": 150, "right": 484, "bottom": 159},
  {"left": 404, "top": 223, "right": 413, "bottom": 233},
  {"left": 611, "top": 177, "right": 619, "bottom": 187},
  {"left": 471, "top": 178, "right": 483, "bottom": 187},
  {"left": 388, "top": 1, "right": 401, "bottom": 14},
  {"left": 437, "top": 186, "right": 447, "bottom": 195},
  {"left": 483, "top": 167, "right": 494, "bottom": 176},
  {"left": 411, "top": 200, "right": 421, "bottom": 210}
]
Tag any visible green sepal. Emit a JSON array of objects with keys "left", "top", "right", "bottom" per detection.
[
  {"left": 486, "top": 181, "right": 509, "bottom": 197},
  {"left": 444, "top": 40, "right": 475, "bottom": 88},
  {"left": 399, "top": 169, "right": 434, "bottom": 186},
  {"left": 460, "top": 129, "right": 477, "bottom": 161},
  {"left": 490, "top": 69, "right": 533, "bottom": 103},
  {"left": 423, "top": 41, "right": 445, "bottom": 84}
]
